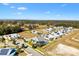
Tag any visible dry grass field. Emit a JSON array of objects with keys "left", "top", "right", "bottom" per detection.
[{"left": 18, "top": 31, "right": 38, "bottom": 38}]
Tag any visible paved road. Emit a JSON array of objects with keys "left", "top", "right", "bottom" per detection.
[{"left": 25, "top": 47, "right": 43, "bottom": 56}]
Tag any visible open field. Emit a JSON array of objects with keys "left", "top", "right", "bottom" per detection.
[{"left": 47, "top": 44, "right": 79, "bottom": 56}]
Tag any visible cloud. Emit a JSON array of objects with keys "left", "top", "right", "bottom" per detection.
[
  {"left": 10, "top": 6, "right": 15, "bottom": 8},
  {"left": 45, "top": 11, "right": 50, "bottom": 14},
  {"left": 61, "top": 4, "right": 67, "bottom": 7},
  {"left": 17, "top": 7, "right": 27, "bottom": 10},
  {"left": 2, "top": 3, "right": 9, "bottom": 6}
]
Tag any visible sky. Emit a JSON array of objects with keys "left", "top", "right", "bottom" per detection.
[{"left": 0, "top": 3, "right": 79, "bottom": 20}]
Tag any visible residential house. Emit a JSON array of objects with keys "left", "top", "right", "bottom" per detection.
[
  {"left": 0, "top": 36, "right": 3, "bottom": 39},
  {"left": 9, "top": 34, "right": 20, "bottom": 39},
  {"left": 46, "top": 28, "right": 53, "bottom": 32},
  {"left": 31, "top": 30, "right": 38, "bottom": 34},
  {"left": 31, "top": 36, "right": 48, "bottom": 47}
]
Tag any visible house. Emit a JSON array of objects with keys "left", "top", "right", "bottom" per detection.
[
  {"left": 62, "top": 27, "right": 73, "bottom": 33},
  {"left": 36, "top": 41, "right": 47, "bottom": 47},
  {"left": 43, "top": 34, "right": 55, "bottom": 41},
  {"left": 53, "top": 32, "right": 60, "bottom": 39},
  {"left": 66, "top": 26, "right": 71, "bottom": 29},
  {"left": 57, "top": 31, "right": 64, "bottom": 36},
  {"left": 53, "top": 27, "right": 57, "bottom": 29},
  {"left": 42, "top": 31, "right": 62, "bottom": 41},
  {"left": 3, "top": 35, "right": 9, "bottom": 40},
  {"left": 46, "top": 28, "right": 53, "bottom": 32},
  {"left": 51, "top": 32, "right": 54, "bottom": 35},
  {"left": 0, "top": 36, "right": 3, "bottom": 39},
  {"left": 31, "top": 36, "right": 48, "bottom": 47},
  {"left": 3, "top": 34, "right": 20, "bottom": 40},
  {"left": 31, "top": 30, "right": 38, "bottom": 34},
  {"left": 0, "top": 48, "right": 16, "bottom": 56},
  {"left": 9, "top": 34, "right": 20, "bottom": 39},
  {"left": 31, "top": 37, "right": 38, "bottom": 43},
  {"left": 15, "top": 39, "right": 25, "bottom": 48},
  {"left": 67, "top": 27, "right": 73, "bottom": 32},
  {"left": 24, "top": 38, "right": 31, "bottom": 42}
]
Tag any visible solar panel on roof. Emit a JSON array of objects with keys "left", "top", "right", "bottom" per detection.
[{"left": 0, "top": 49, "right": 9, "bottom": 55}]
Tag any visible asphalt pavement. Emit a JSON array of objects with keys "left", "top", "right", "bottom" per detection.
[{"left": 25, "top": 47, "right": 43, "bottom": 56}]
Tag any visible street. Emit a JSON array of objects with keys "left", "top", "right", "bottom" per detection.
[{"left": 25, "top": 47, "right": 43, "bottom": 56}]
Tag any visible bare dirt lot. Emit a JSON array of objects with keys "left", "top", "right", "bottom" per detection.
[{"left": 47, "top": 44, "right": 79, "bottom": 56}]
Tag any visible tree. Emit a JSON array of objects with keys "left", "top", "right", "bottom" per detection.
[
  {"left": 0, "top": 25, "right": 24, "bottom": 35},
  {"left": 32, "top": 44, "right": 37, "bottom": 48}
]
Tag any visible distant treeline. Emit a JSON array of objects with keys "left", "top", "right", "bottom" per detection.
[
  {"left": 0, "top": 20, "right": 79, "bottom": 28},
  {"left": 54, "top": 21, "right": 79, "bottom": 28}
]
